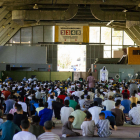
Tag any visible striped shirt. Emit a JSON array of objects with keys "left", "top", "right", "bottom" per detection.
[
  {"left": 83, "top": 100, "right": 94, "bottom": 110},
  {"left": 37, "top": 132, "right": 60, "bottom": 140},
  {"left": 96, "top": 119, "right": 112, "bottom": 137}
]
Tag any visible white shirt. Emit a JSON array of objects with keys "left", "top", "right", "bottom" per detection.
[
  {"left": 79, "top": 99, "right": 85, "bottom": 109},
  {"left": 28, "top": 78, "right": 32, "bottom": 83},
  {"left": 129, "top": 106, "right": 140, "bottom": 125},
  {"left": 13, "top": 131, "right": 36, "bottom": 140},
  {"left": 114, "top": 105, "right": 124, "bottom": 111},
  {"left": 88, "top": 92, "right": 94, "bottom": 101},
  {"left": 48, "top": 96, "right": 57, "bottom": 101},
  {"left": 88, "top": 106, "right": 102, "bottom": 125},
  {"left": 107, "top": 92, "right": 115, "bottom": 98},
  {"left": 60, "top": 106, "right": 74, "bottom": 125},
  {"left": 135, "top": 94, "right": 140, "bottom": 101},
  {"left": 102, "top": 100, "right": 115, "bottom": 111},
  {"left": 35, "top": 91, "right": 41, "bottom": 99},
  {"left": 18, "top": 101, "right": 27, "bottom": 112},
  {"left": 37, "top": 132, "right": 60, "bottom": 140},
  {"left": 72, "top": 91, "right": 84, "bottom": 98},
  {"left": 81, "top": 121, "right": 95, "bottom": 136}
]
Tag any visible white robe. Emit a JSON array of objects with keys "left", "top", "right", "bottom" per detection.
[{"left": 100, "top": 67, "right": 108, "bottom": 82}]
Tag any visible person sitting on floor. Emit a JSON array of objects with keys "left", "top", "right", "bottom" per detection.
[
  {"left": 47, "top": 95, "right": 55, "bottom": 109},
  {"left": 36, "top": 102, "right": 44, "bottom": 116},
  {"left": 96, "top": 112, "right": 112, "bottom": 138},
  {"left": 52, "top": 97, "right": 64, "bottom": 120},
  {"left": 13, "top": 104, "right": 28, "bottom": 128},
  {"left": 70, "top": 105, "right": 86, "bottom": 129},
  {"left": 88, "top": 101, "right": 102, "bottom": 125},
  {"left": 13, "top": 119, "right": 36, "bottom": 140},
  {"left": 102, "top": 96, "right": 115, "bottom": 111},
  {"left": 128, "top": 102, "right": 140, "bottom": 125},
  {"left": 129, "top": 92, "right": 138, "bottom": 106},
  {"left": 9, "top": 102, "right": 18, "bottom": 115},
  {"left": 69, "top": 96, "right": 77, "bottom": 110},
  {"left": 78, "top": 95, "right": 86, "bottom": 111},
  {"left": 81, "top": 112, "right": 95, "bottom": 137},
  {"left": 121, "top": 94, "right": 131, "bottom": 114},
  {"left": 37, "top": 121, "right": 60, "bottom": 140},
  {"left": 29, "top": 116, "right": 44, "bottom": 137},
  {"left": 111, "top": 102, "right": 125, "bottom": 126},
  {"left": 114, "top": 100, "right": 124, "bottom": 111},
  {"left": 39, "top": 102, "right": 53, "bottom": 126},
  {"left": 0, "top": 114, "right": 21, "bottom": 140},
  {"left": 60, "top": 100, "right": 74, "bottom": 125},
  {"left": 101, "top": 110, "right": 117, "bottom": 130},
  {"left": 62, "top": 116, "right": 80, "bottom": 138},
  {"left": 83, "top": 95, "right": 93, "bottom": 110}
]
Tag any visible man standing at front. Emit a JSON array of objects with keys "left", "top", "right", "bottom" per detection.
[{"left": 87, "top": 73, "right": 95, "bottom": 93}]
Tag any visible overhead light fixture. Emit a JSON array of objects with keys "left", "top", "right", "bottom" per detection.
[
  {"left": 33, "top": 4, "right": 38, "bottom": 9},
  {"left": 106, "top": 20, "right": 114, "bottom": 26},
  {"left": 123, "top": 9, "right": 128, "bottom": 12}
]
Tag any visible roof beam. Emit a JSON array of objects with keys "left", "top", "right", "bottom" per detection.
[
  {"left": 91, "top": 5, "right": 140, "bottom": 21},
  {"left": 0, "top": 26, "right": 20, "bottom": 46},
  {"left": 12, "top": 4, "right": 78, "bottom": 21},
  {"left": 0, "top": 22, "right": 16, "bottom": 42},
  {"left": 0, "top": 10, "right": 9, "bottom": 21},
  {"left": 0, "top": 6, "right": 6, "bottom": 14},
  {"left": 1, "top": 0, "right": 140, "bottom": 5},
  {"left": 0, "top": 20, "right": 13, "bottom": 37},
  {"left": 0, "top": 13, "right": 11, "bottom": 27},
  {"left": 125, "top": 28, "right": 140, "bottom": 45}
]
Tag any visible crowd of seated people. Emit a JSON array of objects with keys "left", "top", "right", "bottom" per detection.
[{"left": 0, "top": 76, "right": 140, "bottom": 139}]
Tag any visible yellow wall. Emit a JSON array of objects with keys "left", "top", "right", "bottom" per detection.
[
  {"left": 128, "top": 47, "right": 140, "bottom": 64},
  {"left": 3, "top": 71, "right": 72, "bottom": 81},
  {"left": 55, "top": 26, "right": 59, "bottom": 42},
  {"left": 83, "top": 26, "right": 89, "bottom": 43}
]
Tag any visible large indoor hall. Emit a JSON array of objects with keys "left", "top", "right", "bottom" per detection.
[{"left": 0, "top": 0, "right": 140, "bottom": 140}]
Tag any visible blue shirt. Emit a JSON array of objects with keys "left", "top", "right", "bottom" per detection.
[
  {"left": 39, "top": 108, "right": 53, "bottom": 126},
  {"left": 34, "top": 103, "right": 39, "bottom": 109},
  {"left": 5, "top": 99, "right": 15, "bottom": 114},
  {"left": 121, "top": 99, "right": 131, "bottom": 114},
  {"left": 64, "top": 96, "right": 70, "bottom": 101},
  {"left": 0, "top": 120, "right": 21, "bottom": 140},
  {"left": 22, "top": 78, "right": 27, "bottom": 81},
  {"left": 101, "top": 111, "right": 115, "bottom": 119},
  {"left": 30, "top": 100, "right": 37, "bottom": 111}
]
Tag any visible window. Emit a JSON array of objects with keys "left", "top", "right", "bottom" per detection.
[
  {"left": 104, "top": 46, "right": 111, "bottom": 58},
  {"left": 44, "top": 26, "right": 54, "bottom": 42},
  {"left": 21, "top": 27, "right": 32, "bottom": 44},
  {"left": 9, "top": 30, "right": 20, "bottom": 43},
  {"left": 104, "top": 51, "right": 111, "bottom": 58},
  {"left": 101, "top": 27, "right": 111, "bottom": 45},
  {"left": 112, "top": 46, "right": 122, "bottom": 58},
  {"left": 124, "top": 31, "right": 134, "bottom": 45},
  {"left": 89, "top": 27, "right": 100, "bottom": 43},
  {"left": 33, "top": 26, "right": 43, "bottom": 43},
  {"left": 133, "top": 50, "right": 140, "bottom": 55},
  {"left": 112, "top": 29, "right": 123, "bottom": 45},
  {"left": 58, "top": 45, "right": 86, "bottom": 72}
]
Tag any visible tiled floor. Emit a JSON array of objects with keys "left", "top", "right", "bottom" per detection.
[{"left": 52, "top": 123, "right": 140, "bottom": 140}]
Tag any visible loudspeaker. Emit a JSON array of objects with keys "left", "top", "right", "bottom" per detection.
[{"left": 6, "top": 65, "right": 10, "bottom": 71}]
